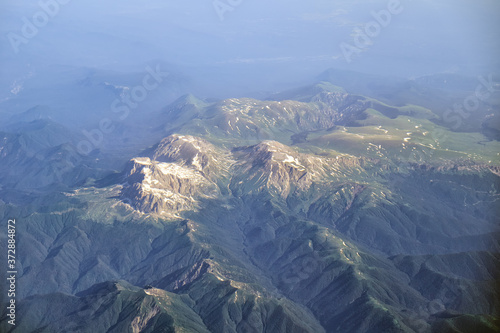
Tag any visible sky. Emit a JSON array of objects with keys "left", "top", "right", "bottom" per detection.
[{"left": 0, "top": 0, "right": 499, "bottom": 99}]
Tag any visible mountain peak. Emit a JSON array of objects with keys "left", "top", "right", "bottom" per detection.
[
  {"left": 120, "top": 134, "right": 227, "bottom": 216},
  {"left": 153, "top": 134, "right": 225, "bottom": 177},
  {"left": 6, "top": 105, "right": 53, "bottom": 126},
  {"left": 121, "top": 156, "right": 220, "bottom": 216},
  {"left": 170, "top": 94, "right": 207, "bottom": 109}
]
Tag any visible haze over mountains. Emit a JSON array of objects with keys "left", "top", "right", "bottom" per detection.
[
  {"left": 1, "top": 1, "right": 500, "bottom": 332},
  {"left": 1, "top": 76, "right": 499, "bottom": 332},
  {"left": 1, "top": 0, "right": 500, "bottom": 100}
]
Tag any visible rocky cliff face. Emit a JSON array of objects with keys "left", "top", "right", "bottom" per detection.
[
  {"left": 121, "top": 134, "right": 229, "bottom": 216},
  {"left": 231, "top": 141, "right": 312, "bottom": 198},
  {"left": 121, "top": 157, "right": 220, "bottom": 215},
  {"left": 152, "top": 134, "right": 227, "bottom": 179}
]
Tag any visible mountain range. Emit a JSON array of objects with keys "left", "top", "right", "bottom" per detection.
[{"left": 0, "top": 78, "right": 499, "bottom": 332}]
